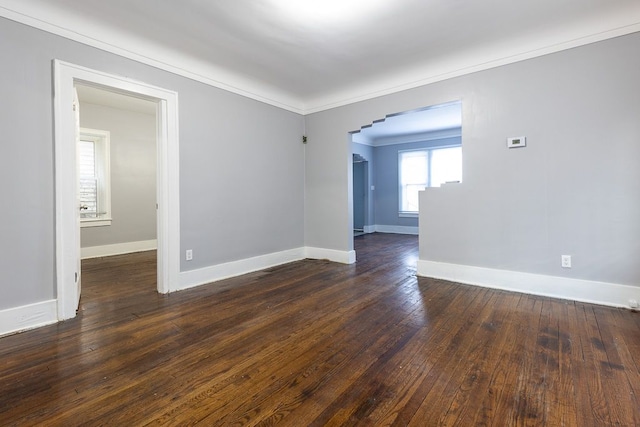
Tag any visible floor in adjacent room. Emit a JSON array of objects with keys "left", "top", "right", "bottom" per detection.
[{"left": 1, "top": 233, "right": 639, "bottom": 426}]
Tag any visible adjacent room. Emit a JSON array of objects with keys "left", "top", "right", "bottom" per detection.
[
  {"left": 1, "top": 0, "right": 639, "bottom": 424},
  {"left": 351, "top": 101, "right": 463, "bottom": 237}
]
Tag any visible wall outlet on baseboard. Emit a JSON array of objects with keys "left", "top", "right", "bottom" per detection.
[
  {"left": 185, "top": 249, "right": 193, "bottom": 261},
  {"left": 561, "top": 255, "right": 571, "bottom": 268}
]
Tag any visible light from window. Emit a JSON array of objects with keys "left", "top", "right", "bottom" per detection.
[
  {"left": 399, "top": 146, "right": 462, "bottom": 214},
  {"left": 399, "top": 150, "right": 429, "bottom": 213},
  {"left": 78, "top": 128, "right": 111, "bottom": 227},
  {"left": 78, "top": 140, "right": 98, "bottom": 216},
  {"left": 431, "top": 146, "right": 462, "bottom": 187}
]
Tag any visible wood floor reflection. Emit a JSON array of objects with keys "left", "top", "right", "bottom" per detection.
[{"left": 1, "top": 233, "right": 639, "bottom": 425}]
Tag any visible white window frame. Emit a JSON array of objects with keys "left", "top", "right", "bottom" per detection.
[
  {"left": 398, "top": 149, "right": 429, "bottom": 217},
  {"left": 398, "top": 145, "right": 462, "bottom": 217},
  {"left": 79, "top": 127, "right": 112, "bottom": 227}
]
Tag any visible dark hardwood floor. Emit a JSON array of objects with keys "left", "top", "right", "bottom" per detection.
[{"left": 1, "top": 233, "right": 639, "bottom": 426}]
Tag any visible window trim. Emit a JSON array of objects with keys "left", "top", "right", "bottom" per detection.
[
  {"left": 79, "top": 127, "right": 112, "bottom": 228},
  {"left": 399, "top": 212, "right": 419, "bottom": 218},
  {"left": 398, "top": 149, "right": 429, "bottom": 215}
]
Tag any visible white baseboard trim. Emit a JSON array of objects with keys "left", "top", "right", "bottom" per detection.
[
  {"left": 363, "top": 225, "right": 376, "bottom": 234},
  {"left": 417, "top": 260, "right": 640, "bottom": 309},
  {"left": 81, "top": 239, "right": 157, "bottom": 259},
  {"left": 0, "top": 300, "right": 57, "bottom": 337},
  {"left": 179, "top": 247, "right": 306, "bottom": 291},
  {"left": 305, "top": 247, "right": 356, "bottom": 264},
  {"left": 179, "top": 246, "right": 358, "bottom": 292},
  {"left": 374, "top": 225, "right": 419, "bottom": 235}
]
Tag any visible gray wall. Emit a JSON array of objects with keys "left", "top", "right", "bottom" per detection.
[
  {"left": 418, "top": 37, "right": 640, "bottom": 284},
  {"left": 79, "top": 102, "right": 157, "bottom": 248},
  {"left": 373, "top": 136, "right": 461, "bottom": 228},
  {"left": 3, "top": 14, "right": 638, "bottom": 314},
  {"left": 0, "top": 17, "right": 304, "bottom": 310},
  {"left": 305, "top": 32, "right": 640, "bottom": 287}
]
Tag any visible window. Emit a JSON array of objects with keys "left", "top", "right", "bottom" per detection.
[
  {"left": 79, "top": 128, "right": 111, "bottom": 227},
  {"left": 399, "top": 146, "right": 462, "bottom": 215}
]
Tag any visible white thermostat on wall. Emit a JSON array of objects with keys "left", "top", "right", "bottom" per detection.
[{"left": 507, "top": 136, "right": 526, "bottom": 148}]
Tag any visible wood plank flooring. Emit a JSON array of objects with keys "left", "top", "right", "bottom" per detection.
[{"left": 1, "top": 233, "right": 639, "bottom": 426}]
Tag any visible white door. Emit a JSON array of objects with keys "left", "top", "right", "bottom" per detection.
[{"left": 73, "top": 87, "right": 82, "bottom": 308}]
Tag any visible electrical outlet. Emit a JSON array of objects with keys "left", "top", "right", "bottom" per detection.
[
  {"left": 561, "top": 255, "right": 571, "bottom": 268},
  {"left": 185, "top": 249, "right": 193, "bottom": 261}
]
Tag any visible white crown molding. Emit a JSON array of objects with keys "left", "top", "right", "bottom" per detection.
[
  {"left": 0, "top": 5, "right": 306, "bottom": 114},
  {"left": 418, "top": 260, "right": 640, "bottom": 309},
  {"left": 2, "top": 4, "right": 639, "bottom": 115},
  {"left": 303, "top": 22, "right": 640, "bottom": 114}
]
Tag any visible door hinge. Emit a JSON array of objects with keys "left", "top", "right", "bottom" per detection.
[{"left": 75, "top": 272, "right": 78, "bottom": 282}]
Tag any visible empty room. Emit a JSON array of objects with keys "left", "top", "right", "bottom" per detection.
[{"left": 1, "top": 1, "right": 639, "bottom": 425}]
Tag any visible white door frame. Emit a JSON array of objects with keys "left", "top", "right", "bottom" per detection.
[{"left": 53, "top": 60, "right": 180, "bottom": 320}]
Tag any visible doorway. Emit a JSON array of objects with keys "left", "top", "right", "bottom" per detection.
[
  {"left": 76, "top": 84, "right": 158, "bottom": 302},
  {"left": 53, "top": 60, "right": 180, "bottom": 320},
  {"left": 76, "top": 85, "right": 157, "bottom": 257},
  {"left": 349, "top": 100, "right": 463, "bottom": 254},
  {"left": 352, "top": 154, "right": 367, "bottom": 236}
]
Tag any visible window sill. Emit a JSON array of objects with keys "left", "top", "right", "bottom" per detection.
[
  {"left": 81, "top": 217, "right": 112, "bottom": 228},
  {"left": 399, "top": 212, "right": 418, "bottom": 218}
]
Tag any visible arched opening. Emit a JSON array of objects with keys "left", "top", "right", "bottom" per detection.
[{"left": 349, "top": 100, "right": 462, "bottom": 261}]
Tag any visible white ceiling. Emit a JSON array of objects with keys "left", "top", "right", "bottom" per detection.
[
  {"left": 352, "top": 101, "right": 462, "bottom": 146},
  {"left": 1, "top": 0, "right": 640, "bottom": 114},
  {"left": 76, "top": 84, "right": 157, "bottom": 115}
]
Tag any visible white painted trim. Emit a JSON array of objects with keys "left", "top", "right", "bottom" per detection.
[
  {"left": 305, "top": 247, "right": 357, "bottom": 264},
  {"left": 0, "top": 300, "right": 57, "bottom": 338},
  {"left": 78, "top": 127, "right": 112, "bottom": 224},
  {"left": 80, "top": 218, "right": 112, "bottom": 228},
  {"left": 81, "top": 239, "right": 157, "bottom": 259},
  {"left": 54, "top": 60, "right": 180, "bottom": 321},
  {"left": 2, "top": 5, "right": 640, "bottom": 114},
  {"left": 374, "top": 225, "right": 419, "bottom": 235},
  {"left": 363, "top": 225, "right": 376, "bottom": 234},
  {"left": 417, "top": 260, "right": 640, "bottom": 309},
  {"left": 156, "top": 94, "right": 181, "bottom": 295},
  {"left": 179, "top": 248, "right": 306, "bottom": 291},
  {"left": 54, "top": 61, "right": 79, "bottom": 321}
]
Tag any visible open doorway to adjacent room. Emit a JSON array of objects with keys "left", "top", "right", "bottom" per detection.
[
  {"left": 54, "top": 60, "right": 180, "bottom": 321},
  {"left": 349, "top": 100, "right": 462, "bottom": 256},
  {"left": 352, "top": 153, "right": 368, "bottom": 237},
  {"left": 75, "top": 84, "right": 159, "bottom": 307}
]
